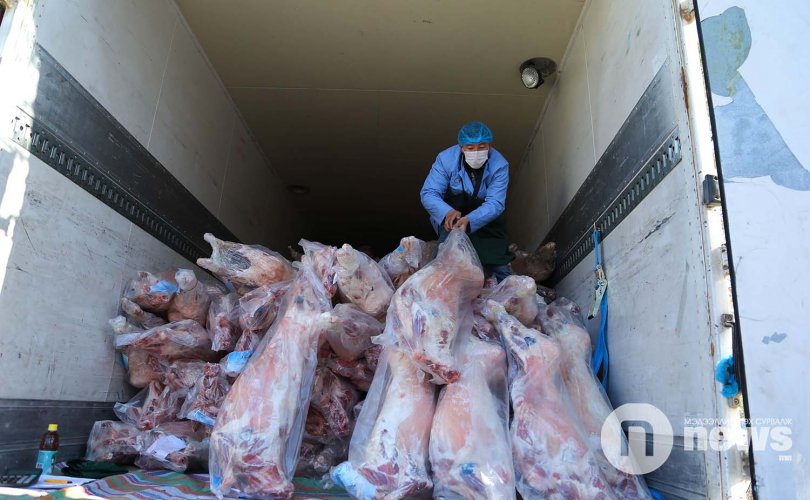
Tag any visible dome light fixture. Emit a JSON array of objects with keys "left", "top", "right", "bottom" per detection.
[
  {"left": 287, "top": 185, "right": 310, "bottom": 195},
  {"left": 519, "top": 57, "right": 557, "bottom": 89}
]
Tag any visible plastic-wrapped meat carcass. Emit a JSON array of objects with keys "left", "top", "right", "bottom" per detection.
[
  {"left": 124, "top": 349, "right": 164, "bottom": 388},
  {"left": 162, "top": 360, "right": 207, "bottom": 392},
  {"left": 115, "top": 320, "right": 218, "bottom": 362},
  {"left": 539, "top": 298, "right": 652, "bottom": 499},
  {"left": 197, "top": 233, "right": 296, "bottom": 289},
  {"left": 472, "top": 313, "right": 497, "bottom": 341},
  {"left": 304, "top": 408, "right": 333, "bottom": 445},
  {"left": 208, "top": 293, "right": 241, "bottom": 352},
  {"left": 379, "top": 236, "right": 431, "bottom": 288},
  {"left": 209, "top": 260, "right": 332, "bottom": 499},
  {"left": 320, "top": 304, "right": 384, "bottom": 361},
  {"left": 86, "top": 420, "right": 143, "bottom": 464},
  {"left": 327, "top": 356, "right": 374, "bottom": 392},
  {"left": 135, "top": 421, "right": 210, "bottom": 472},
  {"left": 334, "top": 244, "right": 395, "bottom": 318},
  {"left": 110, "top": 316, "right": 165, "bottom": 388},
  {"left": 508, "top": 241, "right": 557, "bottom": 283},
  {"left": 178, "top": 363, "right": 231, "bottom": 427},
  {"left": 123, "top": 271, "right": 179, "bottom": 313},
  {"left": 478, "top": 275, "right": 539, "bottom": 327},
  {"left": 299, "top": 239, "right": 339, "bottom": 298},
  {"left": 429, "top": 333, "right": 515, "bottom": 499},
  {"left": 482, "top": 300, "right": 614, "bottom": 499},
  {"left": 382, "top": 229, "right": 484, "bottom": 384},
  {"left": 331, "top": 349, "right": 437, "bottom": 499},
  {"left": 167, "top": 269, "right": 212, "bottom": 325},
  {"left": 310, "top": 368, "right": 360, "bottom": 439},
  {"left": 114, "top": 381, "right": 183, "bottom": 431},
  {"left": 121, "top": 298, "right": 167, "bottom": 329},
  {"left": 364, "top": 344, "right": 383, "bottom": 372},
  {"left": 297, "top": 440, "right": 348, "bottom": 477},
  {"left": 238, "top": 281, "right": 290, "bottom": 333}
]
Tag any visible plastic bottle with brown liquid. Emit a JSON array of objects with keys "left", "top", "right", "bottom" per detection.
[{"left": 35, "top": 424, "right": 59, "bottom": 473}]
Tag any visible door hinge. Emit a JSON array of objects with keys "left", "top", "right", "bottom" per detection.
[
  {"left": 721, "top": 313, "right": 736, "bottom": 328},
  {"left": 703, "top": 174, "right": 722, "bottom": 206}
]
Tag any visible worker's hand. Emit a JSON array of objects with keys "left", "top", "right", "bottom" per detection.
[
  {"left": 453, "top": 216, "right": 470, "bottom": 233},
  {"left": 443, "top": 209, "right": 462, "bottom": 232}
]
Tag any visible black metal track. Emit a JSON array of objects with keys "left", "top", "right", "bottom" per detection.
[
  {"left": 10, "top": 44, "right": 238, "bottom": 263},
  {"left": 543, "top": 62, "right": 682, "bottom": 285}
]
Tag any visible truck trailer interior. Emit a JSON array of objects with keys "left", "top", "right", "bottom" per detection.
[{"left": 2, "top": 0, "right": 807, "bottom": 499}]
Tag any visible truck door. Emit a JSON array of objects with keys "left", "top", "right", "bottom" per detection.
[{"left": 696, "top": 1, "right": 810, "bottom": 498}]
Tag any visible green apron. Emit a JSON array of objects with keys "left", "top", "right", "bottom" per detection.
[{"left": 445, "top": 182, "right": 513, "bottom": 266}]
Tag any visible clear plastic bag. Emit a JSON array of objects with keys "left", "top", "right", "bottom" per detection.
[
  {"left": 327, "top": 356, "right": 374, "bottom": 392},
  {"left": 477, "top": 275, "right": 539, "bottom": 327},
  {"left": 121, "top": 297, "right": 167, "bottom": 329},
  {"left": 123, "top": 349, "right": 164, "bottom": 388},
  {"left": 538, "top": 298, "right": 652, "bottom": 499},
  {"left": 208, "top": 293, "right": 241, "bottom": 352},
  {"left": 237, "top": 281, "right": 290, "bottom": 333},
  {"left": 297, "top": 440, "right": 349, "bottom": 477},
  {"left": 123, "top": 271, "right": 179, "bottom": 313},
  {"left": 209, "top": 259, "right": 332, "bottom": 499},
  {"left": 304, "top": 408, "right": 334, "bottom": 445},
  {"left": 380, "top": 229, "right": 484, "bottom": 384},
  {"left": 429, "top": 332, "right": 515, "bottom": 499},
  {"left": 481, "top": 300, "right": 616, "bottom": 499},
  {"left": 197, "top": 233, "right": 296, "bottom": 288},
  {"left": 334, "top": 244, "right": 395, "bottom": 318},
  {"left": 378, "top": 236, "right": 431, "bottom": 288},
  {"left": 114, "top": 319, "right": 218, "bottom": 362},
  {"left": 299, "top": 239, "right": 339, "bottom": 298},
  {"left": 167, "top": 269, "right": 212, "bottom": 325},
  {"left": 162, "top": 360, "right": 207, "bottom": 392},
  {"left": 331, "top": 348, "right": 437, "bottom": 499},
  {"left": 364, "top": 344, "right": 383, "bottom": 372},
  {"left": 320, "top": 304, "right": 384, "bottom": 361},
  {"left": 113, "top": 381, "right": 183, "bottom": 431},
  {"left": 86, "top": 420, "right": 143, "bottom": 464},
  {"left": 135, "top": 421, "right": 210, "bottom": 472},
  {"left": 178, "top": 363, "right": 231, "bottom": 427},
  {"left": 310, "top": 367, "right": 360, "bottom": 439}
]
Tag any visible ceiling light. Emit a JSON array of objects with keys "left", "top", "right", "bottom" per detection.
[
  {"left": 519, "top": 58, "right": 557, "bottom": 89},
  {"left": 287, "top": 185, "right": 310, "bottom": 195}
]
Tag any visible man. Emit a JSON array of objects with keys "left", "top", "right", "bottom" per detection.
[{"left": 420, "top": 121, "right": 512, "bottom": 281}]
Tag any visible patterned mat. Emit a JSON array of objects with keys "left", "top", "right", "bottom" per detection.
[
  {"left": 0, "top": 471, "right": 350, "bottom": 500},
  {"left": 87, "top": 471, "right": 350, "bottom": 499}
]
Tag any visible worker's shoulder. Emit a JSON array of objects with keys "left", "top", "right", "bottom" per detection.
[
  {"left": 488, "top": 147, "right": 509, "bottom": 169},
  {"left": 436, "top": 144, "right": 462, "bottom": 163}
]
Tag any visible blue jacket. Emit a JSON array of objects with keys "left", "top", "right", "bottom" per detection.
[{"left": 420, "top": 145, "right": 509, "bottom": 234}]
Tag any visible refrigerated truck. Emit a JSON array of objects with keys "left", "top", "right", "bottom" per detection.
[{"left": 0, "top": 0, "right": 806, "bottom": 498}]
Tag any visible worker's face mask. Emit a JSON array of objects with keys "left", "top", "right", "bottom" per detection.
[{"left": 463, "top": 149, "right": 489, "bottom": 170}]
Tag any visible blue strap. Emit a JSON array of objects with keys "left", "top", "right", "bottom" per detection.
[{"left": 591, "top": 230, "right": 609, "bottom": 390}]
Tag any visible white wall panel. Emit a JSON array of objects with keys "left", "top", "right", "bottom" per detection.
[
  {"left": 33, "top": 0, "right": 175, "bottom": 146},
  {"left": 541, "top": 26, "right": 596, "bottom": 224},
  {"left": 148, "top": 16, "right": 236, "bottom": 214},
  {"left": 0, "top": 0, "right": 300, "bottom": 402},
  {"left": 581, "top": 0, "right": 669, "bottom": 157}
]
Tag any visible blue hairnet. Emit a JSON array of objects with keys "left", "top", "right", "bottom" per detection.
[{"left": 457, "top": 121, "right": 493, "bottom": 146}]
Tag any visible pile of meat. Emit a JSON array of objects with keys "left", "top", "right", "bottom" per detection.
[
  {"left": 91, "top": 230, "right": 652, "bottom": 500},
  {"left": 87, "top": 235, "right": 298, "bottom": 472}
]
